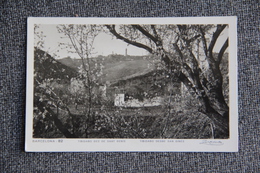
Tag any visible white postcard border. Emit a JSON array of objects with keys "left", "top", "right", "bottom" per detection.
[{"left": 26, "top": 16, "right": 238, "bottom": 152}]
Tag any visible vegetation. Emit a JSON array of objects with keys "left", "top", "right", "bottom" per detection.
[
  {"left": 33, "top": 24, "right": 229, "bottom": 139},
  {"left": 106, "top": 24, "right": 230, "bottom": 138}
]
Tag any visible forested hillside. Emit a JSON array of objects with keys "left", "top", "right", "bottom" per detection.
[{"left": 34, "top": 48, "right": 78, "bottom": 83}]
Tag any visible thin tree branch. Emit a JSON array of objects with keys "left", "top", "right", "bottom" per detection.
[
  {"left": 176, "top": 37, "right": 202, "bottom": 76},
  {"left": 189, "top": 34, "right": 201, "bottom": 43},
  {"left": 199, "top": 26, "right": 208, "bottom": 56},
  {"left": 67, "top": 34, "right": 84, "bottom": 58},
  {"left": 151, "top": 25, "right": 159, "bottom": 40}
]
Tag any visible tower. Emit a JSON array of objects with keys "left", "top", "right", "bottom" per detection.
[{"left": 125, "top": 48, "right": 127, "bottom": 56}]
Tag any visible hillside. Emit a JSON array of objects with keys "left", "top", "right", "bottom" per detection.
[
  {"left": 34, "top": 48, "right": 78, "bottom": 83},
  {"left": 102, "top": 58, "right": 155, "bottom": 83},
  {"left": 57, "top": 54, "right": 158, "bottom": 84}
]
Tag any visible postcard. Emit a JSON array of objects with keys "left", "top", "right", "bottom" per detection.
[{"left": 25, "top": 16, "right": 238, "bottom": 152}]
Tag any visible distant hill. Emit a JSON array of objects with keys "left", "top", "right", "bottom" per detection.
[
  {"left": 57, "top": 54, "right": 159, "bottom": 84},
  {"left": 57, "top": 57, "right": 85, "bottom": 71},
  {"left": 102, "top": 57, "right": 155, "bottom": 83},
  {"left": 34, "top": 48, "right": 78, "bottom": 83}
]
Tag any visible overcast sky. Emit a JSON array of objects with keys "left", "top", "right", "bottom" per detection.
[
  {"left": 35, "top": 24, "right": 228, "bottom": 59},
  {"left": 35, "top": 24, "right": 148, "bottom": 59}
]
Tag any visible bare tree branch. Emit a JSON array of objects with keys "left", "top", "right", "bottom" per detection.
[
  {"left": 132, "top": 25, "right": 161, "bottom": 46},
  {"left": 217, "top": 38, "right": 228, "bottom": 65},
  {"left": 151, "top": 25, "right": 159, "bottom": 40},
  {"left": 105, "top": 25, "right": 153, "bottom": 53},
  {"left": 199, "top": 26, "right": 208, "bottom": 56},
  {"left": 208, "top": 24, "right": 227, "bottom": 56}
]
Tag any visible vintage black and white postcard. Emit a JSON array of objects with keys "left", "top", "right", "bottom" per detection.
[{"left": 26, "top": 17, "right": 238, "bottom": 152}]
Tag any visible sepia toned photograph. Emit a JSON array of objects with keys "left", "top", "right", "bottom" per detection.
[{"left": 26, "top": 17, "right": 238, "bottom": 152}]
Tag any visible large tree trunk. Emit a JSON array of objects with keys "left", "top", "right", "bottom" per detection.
[
  {"left": 204, "top": 89, "right": 229, "bottom": 138},
  {"left": 178, "top": 72, "right": 229, "bottom": 138}
]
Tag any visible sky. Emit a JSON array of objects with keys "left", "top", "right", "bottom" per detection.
[
  {"left": 35, "top": 24, "right": 148, "bottom": 59},
  {"left": 35, "top": 24, "right": 228, "bottom": 59}
]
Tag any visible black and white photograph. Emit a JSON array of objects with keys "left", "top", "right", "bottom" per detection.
[{"left": 25, "top": 17, "right": 238, "bottom": 152}]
